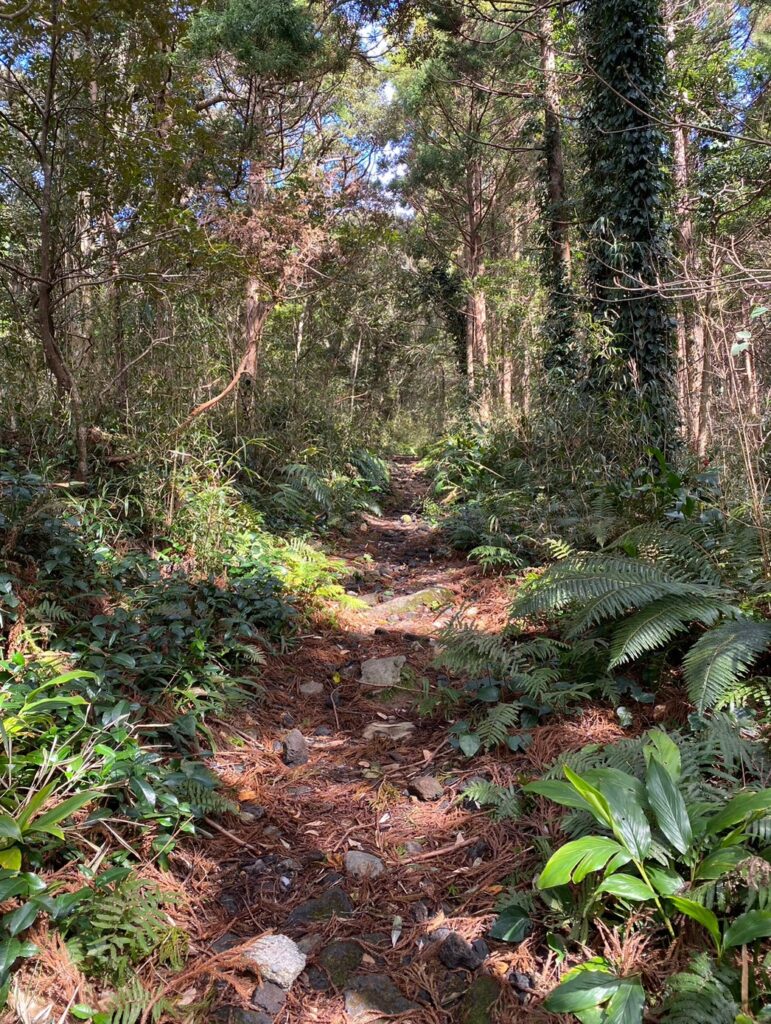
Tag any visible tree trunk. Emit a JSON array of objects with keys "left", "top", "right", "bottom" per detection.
[
  {"left": 540, "top": 8, "right": 571, "bottom": 287},
  {"left": 464, "top": 156, "right": 490, "bottom": 421},
  {"left": 38, "top": 0, "right": 88, "bottom": 480}
]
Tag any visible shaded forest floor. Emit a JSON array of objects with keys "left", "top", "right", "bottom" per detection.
[{"left": 175, "top": 460, "right": 630, "bottom": 1024}]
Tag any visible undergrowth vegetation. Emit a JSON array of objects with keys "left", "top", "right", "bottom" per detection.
[
  {"left": 422, "top": 421, "right": 771, "bottom": 1023},
  {"left": 0, "top": 439, "right": 388, "bottom": 1013}
]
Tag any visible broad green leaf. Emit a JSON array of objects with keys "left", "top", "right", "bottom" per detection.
[
  {"left": 27, "top": 791, "right": 97, "bottom": 833},
  {"left": 0, "top": 878, "right": 28, "bottom": 901},
  {"left": 645, "top": 756, "right": 692, "bottom": 855},
  {"left": 723, "top": 910, "right": 771, "bottom": 949},
  {"left": 0, "top": 937, "right": 37, "bottom": 977},
  {"left": 523, "top": 779, "right": 592, "bottom": 812},
  {"left": 643, "top": 730, "right": 681, "bottom": 780},
  {"left": 646, "top": 866, "right": 685, "bottom": 895},
  {"left": 15, "top": 783, "right": 57, "bottom": 830},
  {"left": 668, "top": 896, "right": 721, "bottom": 951},
  {"left": 594, "top": 776, "right": 651, "bottom": 860},
  {"left": 3, "top": 901, "right": 39, "bottom": 937},
  {"left": 604, "top": 977, "right": 645, "bottom": 1024},
  {"left": 705, "top": 789, "right": 771, "bottom": 835},
  {"left": 538, "top": 837, "right": 629, "bottom": 889},
  {"left": 458, "top": 733, "right": 481, "bottom": 757},
  {"left": 488, "top": 905, "right": 531, "bottom": 943},
  {"left": 0, "top": 848, "right": 21, "bottom": 871},
  {"left": 694, "top": 846, "right": 749, "bottom": 880},
  {"left": 595, "top": 874, "right": 656, "bottom": 902},
  {"left": 544, "top": 970, "right": 621, "bottom": 1013},
  {"left": 564, "top": 766, "right": 614, "bottom": 830},
  {"left": 0, "top": 816, "right": 21, "bottom": 843}
]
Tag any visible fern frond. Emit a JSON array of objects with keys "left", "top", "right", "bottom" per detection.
[
  {"left": 659, "top": 955, "right": 739, "bottom": 1024},
  {"left": 683, "top": 618, "right": 771, "bottom": 713},
  {"left": 477, "top": 703, "right": 520, "bottom": 749},
  {"left": 608, "top": 596, "right": 735, "bottom": 667}
]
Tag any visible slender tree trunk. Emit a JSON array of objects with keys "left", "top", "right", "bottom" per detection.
[
  {"left": 540, "top": 8, "right": 571, "bottom": 286},
  {"left": 465, "top": 156, "right": 490, "bottom": 421},
  {"left": 38, "top": 1, "right": 88, "bottom": 480}
]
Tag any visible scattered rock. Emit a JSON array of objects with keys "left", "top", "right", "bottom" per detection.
[
  {"left": 214, "top": 1008, "right": 271, "bottom": 1024},
  {"left": 297, "top": 934, "right": 323, "bottom": 955},
  {"left": 286, "top": 886, "right": 354, "bottom": 926},
  {"left": 314, "top": 724, "right": 333, "bottom": 737},
  {"left": 376, "top": 587, "right": 454, "bottom": 617},
  {"left": 467, "top": 840, "right": 492, "bottom": 862},
  {"left": 243, "top": 934, "right": 306, "bottom": 989},
  {"left": 409, "top": 775, "right": 443, "bottom": 801},
  {"left": 460, "top": 976, "right": 501, "bottom": 1024},
  {"left": 438, "top": 932, "right": 489, "bottom": 971},
  {"left": 299, "top": 681, "right": 324, "bottom": 696},
  {"left": 404, "top": 840, "right": 423, "bottom": 856},
  {"left": 344, "top": 850, "right": 385, "bottom": 879},
  {"left": 282, "top": 729, "right": 309, "bottom": 767},
  {"left": 239, "top": 802, "right": 265, "bottom": 823},
  {"left": 362, "top": 721, "right": 416, "bottom": 742},
  {"left": 344, "top": 974, "right": 418, "bottom": 1023},
  {"left": 317, "top": 939, "right": 364, "bottom": 988},
  {"left": 509, "top": 971, "right": 535, "bottom": 993},
  {"left": 360, "top": 655, "right": 406, "bottom": 689},
  {"left": 212, "top": 932, "right": 241, "bottom": 953},
  {"left": 281, "top": 712, "right": 295, "bottom": 728},
  {"left": 251, "top": 982, "right": 287, "bottom": 1016}
]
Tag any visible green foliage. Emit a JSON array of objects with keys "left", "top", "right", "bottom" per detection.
[{"left": 64, "top": 868, "right": 179, "bottom": 982}]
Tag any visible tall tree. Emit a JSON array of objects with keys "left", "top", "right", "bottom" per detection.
[{"left": 581, "top": 0, "right": 677, "bottom": 447}]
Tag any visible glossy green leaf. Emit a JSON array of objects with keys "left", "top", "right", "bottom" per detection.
[
  {"left": 595, "top": 873, "right": 656, "bottom": 902},
  {"left": 723, "top": 910, "right": 771, "bottom": 949},
  {"left": 538, "top": 836, "right": 629, "bottom": 889},
  {"left": 564, "top": 766, "right": 614, "bottom": 830},
  {"left": 694, "top": 846, "right": 749, "bottom": 880},
  {"left": 668, "top": 896, "right": 721, "bottom": 950},
  {"left": 646, "top": 755, "right": 692, "bottom": 855},
  {"left": 705, "top": 789, "right": 771, "bottom": 835},
  {"left": 3, "top": 901, "right": 39, "bottom": 937},
  {"left": 27, "top": 791, "right": 97, "bottom": 833},
  {"left": 0, "top": 816, "right": 21, "bottom": 843},
  {"left": 488, "top": 905, "right": 531, "bottom": 943},
  {"left": 544, "top": 970, "right": 621, "bottom": 1013},
  {"left": 643, "top": 729, "right": 681, "bottom": 780},
  {"left": 523, "top": 779, "right": 592, "bottom": 812},
  {"left": 604, "top": 977, "right": 645, "bottom": 1024}
]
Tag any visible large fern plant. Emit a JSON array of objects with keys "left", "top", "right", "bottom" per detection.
[{"left": 512, "top": 519, "right": 771, "bottom": 712}]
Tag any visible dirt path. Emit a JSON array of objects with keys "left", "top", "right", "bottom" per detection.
[{"left": 194, "top": 461, "right": 550, "bottom": 1023}]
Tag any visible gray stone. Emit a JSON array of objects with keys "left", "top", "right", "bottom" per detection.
[
  {"left": 314, "top": 725, "right": 333, "bottom": 737},
  {"left": 239, "top": 802, "right": 265, "bottom": 824},
  {"left": 282, "top": 729, "right": 309, "bottom": 766},
  {"left": 377, "top": 587, "right": 454, "bottom": 616},
  {"left": 344, "top": 975, "right": 418, "bottom": 1023},
  {"left": 251, "top": 982, "right": 287, "bottom": 1015},
  {"left": 362, "top": 721, "right": 415, "bottom": 742},
  {"left": 360, "top": 655, "right": 406, "bottom": 689},
  {"left": 317, "top": 940, "right": 364, "bottom": 988},
  {"left": 299, "top": 681, "right": 324, "bottom": 696},
  {"left": 409, "top": 775, "right": 443, "bottom": 801},
  {"left": 212, "top": 932, "right": 241, "bottom": 953},
  {"left": 438, "top": 932, "right": 489, "bottom": 971},
  {"left": 243, "top": 934, "right": 306, "bottom": 989},
  {"left": 286, "top": 886, "right": 354, "bottom": 926},
  {"left": 213, "top": 1009, "right": 271, "bottom": 1024},
  {"left": 344, "top": 850, "right": 385, "bottom": 879},
  {"left": 296, "top": 934, "right": 323, "bottom": 955},
  {"left": 460, "top": 976, "right": 500, "bottom": 1024},
  {"left": 404, "top": 841, "right": 423, "bottom": 856}
]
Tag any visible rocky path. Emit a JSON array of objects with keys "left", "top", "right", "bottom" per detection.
[{"left": 194, "top": 460, "right": 538, "bottom": 1024}]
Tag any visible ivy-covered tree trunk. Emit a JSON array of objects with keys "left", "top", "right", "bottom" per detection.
[
  {"left": 582, "top": 0, "right": 677, "bottom": 449},
  {"left": 540, "top": 7, "right": 576, "bottom": 374}
]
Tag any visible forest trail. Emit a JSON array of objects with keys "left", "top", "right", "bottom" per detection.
[{"left": 197, "top": 460, "right": 545, "bottom": 1024}]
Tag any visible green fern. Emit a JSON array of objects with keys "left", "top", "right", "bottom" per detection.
[
  {"left": 459, "top": 780, "right": 521, "bottom": 820},
  {"left": 477, "top": 703, "right": 520, "bottom": 749},
  {"left": 683, "top": 619, "right": 771, "bottom": 713},
  {"left": 658, "top": 955, "right": 740, "bottom": 1024}
]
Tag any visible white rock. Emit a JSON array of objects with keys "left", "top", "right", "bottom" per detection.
[
  {"left": 299, "top": 681, "right": 324, "bottom": 696},
  {"left": 243, "top": 934, "right": 307, "bottom": 989},
  {"left": 345, "top": 850, "right": 385, "bottom": 879},
  {"left": 360, "top": 655, "right": 406, "bottom": 689},
  {"left": 362, "top": 721, "right": 416, "bottom": 742}
]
